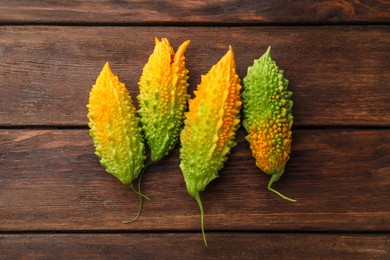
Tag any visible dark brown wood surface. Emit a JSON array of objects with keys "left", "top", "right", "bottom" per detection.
[
  {"left": 1, "top": 233, "right": 389, "bottom": 259},
  {"left": 1, "top": 129, "right": 389, "bottom": 231},
  {"left": 0, "top": 26, "right": 389, "bottom": 126},
  {"left": 0, "top": 1, "right": 389, "bottom": 258},
  {"left": 0, "top": 0, "right": 389, "bottom": 24}
]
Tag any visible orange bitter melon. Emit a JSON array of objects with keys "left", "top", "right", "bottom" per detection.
[
  {"left": 87, "top": 62, "right": 146, "bottom": 220},
  {"left": 180, "top": 46, "right": 242, "bottom": 245},
  {"left": 137, "top": 38, "right": 190, "bottom": 162},
  {"left": 242, "top": 47, "right": 296, "bottom": 202}
]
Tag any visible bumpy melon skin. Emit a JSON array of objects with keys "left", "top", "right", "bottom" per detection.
[
  {"left": 87, "top": 62, "right": 146, "bottom": 185},
  {"left": 180, "top": 46, "right": 242, "bottom": 199},
  {"left": 137, "top": 38, "right": 190, "bottom": 162},
  {"left": 243, "top": 47, "right": 293, "bottom": 188},
  {"left": 180, "top": 46, "right": 242, "bottom": 246}
]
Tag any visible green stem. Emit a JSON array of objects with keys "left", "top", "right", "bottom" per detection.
[
  {"left": 122, "top": 162, "right": 152, "bottom": 224},
  {"left": 194, "top": 193, "right": 208, "bottom": 247},
  {"left": 267, "top": 174, "right": 297, "bottom": 202},
  {"left": 122, "top": 183, "right": 144, "bottom": 224},
  {"left": 130, "top": 183, "right": 150, "bottom": 201},
  {"left": 138, "top": 160, "right": 155, "bottom": 200}
]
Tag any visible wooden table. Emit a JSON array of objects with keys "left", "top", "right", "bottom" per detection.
[{"left": 0, "top": 1, "right": 389, "bottom": 259}]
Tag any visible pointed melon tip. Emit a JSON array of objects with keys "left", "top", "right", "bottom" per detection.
[{"left": 262, "top": 46, "right": 272, "bottom": 59}]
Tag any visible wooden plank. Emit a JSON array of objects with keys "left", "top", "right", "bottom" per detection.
[
  {"left": 0, "top": 26, "right": 389, "bottom": 126},
  {"left": 0, "top": 129, "right": 389, "bottom": 231},
  {"left": 0, "top": 1, "right": 388, "bottom": 24},
  {"left": 0, "top": 233, "right": 388, "bottom": 259}
]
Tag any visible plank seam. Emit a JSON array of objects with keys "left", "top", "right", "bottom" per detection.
[
  {"left": 0, "top": 125, "right": 389, "bottom": 130},
  {"left": 0, "top": 230, "right": 389, "bottom": 235},
  {"left": 0, "top": 22, "right": 389, "bottom": 27}
]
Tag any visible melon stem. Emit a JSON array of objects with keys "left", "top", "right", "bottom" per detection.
[
  {"left": 267, "top": 174, "right": 297, "bottom": 202},
  {"left": 122, "top": 162, "right": 151, "bottom": 224},
  {"left": 194, "top": 193, "right": 208, "bottom": 247}
]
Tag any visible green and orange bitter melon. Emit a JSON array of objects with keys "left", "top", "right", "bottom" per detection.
[
  {"left": 242, "top": 47, "right": 296, "bottom": 202},
  {"left": 137, "top": 38, "right": 190, "bottom": 162},
  {"left": 180, "top": 46, "right": 242, "bottom": 246},
  {"left": 87, "top": 62, "right": 146, "bottom": 222}
]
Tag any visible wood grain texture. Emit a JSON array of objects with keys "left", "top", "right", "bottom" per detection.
[
  {"left": 0, "top": 129, "right": 389, "bottom": 231},
  {"left": 0, "top": 233, "right": 389, "bottom": 259},
  {"left": 0, "top": 26, "right": 389, "bottom": 126},
  {"left": 0, "top": 2, "right": 388, "bottom": 258},
  {"left": 0, "top": 0, "right": 388, "bottom": 24}
]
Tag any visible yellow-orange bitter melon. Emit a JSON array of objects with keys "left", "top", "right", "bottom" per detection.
[
  {"left": 87, "top": 62, "right": 146, "bottom": 222},
  {"left": 180, "top": 46, "right": 242, "bottom": 246},
  {"left": 137, "top": 38, "right": 190, "bottom": 162},
  {"left": 242, "top": 47, "right": 296, "bottom": 202}
]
